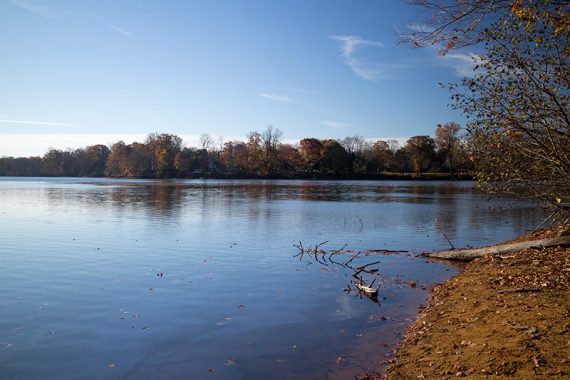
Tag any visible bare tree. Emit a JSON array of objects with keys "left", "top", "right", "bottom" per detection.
[
  {"left": 199, "top": 133, "right": 214, "bottom": 151},
  {"left": 261, "top": 125, "right": 283, "bottom": 174}
]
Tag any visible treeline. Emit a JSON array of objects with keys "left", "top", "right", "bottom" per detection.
[{"left": 0, "top": 124, "right": 475, "bottom": 179}]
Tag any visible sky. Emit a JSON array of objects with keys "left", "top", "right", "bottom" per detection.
[{"left": 0, "top": 0, "right": 477, "bottom": 157}]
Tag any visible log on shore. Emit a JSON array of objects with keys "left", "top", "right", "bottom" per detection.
[{"left": 423, "top": 236, "right": 570, "bottom": 261}]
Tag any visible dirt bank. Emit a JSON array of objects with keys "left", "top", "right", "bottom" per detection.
[{"left": 381, "top": 229, "right": 570, "bottom": 379}]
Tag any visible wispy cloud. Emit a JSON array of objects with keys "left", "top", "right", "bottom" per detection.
[
  {"left": 405, "top": 22, "right": 436, "bottom": 34},
  {"left": 440, "top": 52, "right": 483, "bottom": 77},
  {"left": 330, "top": 35, "right": 390, "bottom": 81},
  {"left": 10, "top": 0, "right": 52, "bottom": 17},
  {"left": 0, "top": 119, "right": 74, "bottom": 127},
  {"left": 108, "top": 23, "right": 135, "bottom": 40},
  {"left": 11, "top": 0, "right": 135, "bottom": 40},
  {"left": 322, "top": 120, "right": 352, "bottom": 130},
  {"left": 257, "top": 92, "right": 293, "bottom": 103},
  {"left": 330, "top": 35, "right": 384, "bottom": 56}
]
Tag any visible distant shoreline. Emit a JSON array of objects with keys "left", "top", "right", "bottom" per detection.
[{"left": 0, "top": 172, "right": 474, "bottom": 181}]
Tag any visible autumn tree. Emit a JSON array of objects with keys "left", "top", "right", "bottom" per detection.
[
  {"left": 105, "top": 142, "right": 130, "bottom": 177},
  {"left": 260, "top": 125, "right": 283, "bottom": 175},
  {"left": 220, "top": 141, "right": 250, "bottom": 173},
  {"left": 405, "top": 0, "right": 570, "bottom": 221},
  {"left": 246, "top": 131, "right": 263, "bottom": 173},
  {"left": 435, "top": 122, "right": 461, "bottom": 176},
  {"left": 371, "top": 140, "right": 397, "bottom": 172},
  {"left": 174, "top": 147, "right": 202, "bottom": 177},
  {"left": 105, "top": 141, "right": 151, "bottom": 177},
  {"left": 277, "top": 143, "right": 301, "bottom": 173},
  {"left": 404, "top": 135, "right": 437, "bottom": 173},
  {"left": 145, "top": 133, "right": 182, "bottom": 177},
  {"left": 83, "top": 144, "right": 110, "bottom": 177},
  {"left": 299, "top": 138, "right": 324, "bottom": 172},
  {"left": 42, "top": 149, "right": 68, "bottom": 176}
]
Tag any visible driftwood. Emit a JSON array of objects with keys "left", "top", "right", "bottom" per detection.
[{"left": 423, "top": 236, "right": 570, "bottom": 261}]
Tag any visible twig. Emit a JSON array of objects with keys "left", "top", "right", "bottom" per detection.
[
  {"left": 443, "top": 233, "right": 455, "bottom": 249},
  {"left": 535, "top": 210, "right": 555, "bottom": 231},
  {"left": 355, "top": 261, "right": 381, "bottom": 271},
  {"left": 332, "top": 243, "right": 348, "bottom": 254},
  {"left": 344, "top": 251, "right": 361, "bottom": 267},
  {"left": 314, "top": 240, "right": 329, "bottom": 253}
]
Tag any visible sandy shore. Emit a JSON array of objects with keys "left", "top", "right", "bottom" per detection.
[{"left": 380, "top": 228, "right": 570, "bottom": 379}]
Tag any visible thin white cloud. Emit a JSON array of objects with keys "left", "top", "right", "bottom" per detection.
[
  {"left": 108, "top": 23, "right": 135, "bottom": 40},
  {"left": 322, "top": 120, "right": 352, "bottom": 130},
  {"left": 10, "top": 0, "right": 52, "bottom": 16},
  {"left": 11, "top": 1, "right": 135, "bottom": 41},
  {"left": 0, "top": 119, "right": 74, "bottom": 127},
  {"left": 440, "top": 52, "right": 483, "bottom": 77},
  {"left": 330, "top": 35, "right": 384, "bottom": 57},
  {"left": 257, "top": 92, "right": 293, "bottom": 103},
  {"left": 345, "top": 58, "right": 384, "bottom": 81},
  {"left": 406, "top": 22, "right": 436, "bottom": 34},
  {"left": 330, "top": 35, "right": 388, "bottom": 81}
]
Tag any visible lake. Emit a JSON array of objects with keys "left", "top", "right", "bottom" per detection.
[{"left": 0, "top": 178, "right": 543, "bottom": 379}]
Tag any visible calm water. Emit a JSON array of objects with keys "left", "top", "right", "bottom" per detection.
[{"left": 0, "top": 178, "right": 543, "bottom": 379}]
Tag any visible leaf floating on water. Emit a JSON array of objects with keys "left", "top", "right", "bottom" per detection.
[{"left": 368, "top": 314, "right": 387, "bottom": 321}]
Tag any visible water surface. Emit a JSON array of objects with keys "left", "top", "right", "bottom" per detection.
[{"left": 0, "top": 178, "right": 543, "bottom": 379}]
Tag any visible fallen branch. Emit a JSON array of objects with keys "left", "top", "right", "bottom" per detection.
[
  {"left": 423, "top": 236, "right": 570, "bottom": 261},
  {"left": 498, "top": 288, "right": 542, "bottom": 294},
  {"left": 365, "top": 249, "right": 409, "bottom": 254}
]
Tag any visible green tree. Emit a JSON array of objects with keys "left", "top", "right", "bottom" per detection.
[{"left": 321, "top": 139, "right": 349, "bottom": 175}]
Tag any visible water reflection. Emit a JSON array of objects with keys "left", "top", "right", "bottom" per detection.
[
  {"left": 28, "top": 179, "right": 545, "bottom": 250},
  {"left": 0, "top": 178, "right": 544, "bottom": 380}
]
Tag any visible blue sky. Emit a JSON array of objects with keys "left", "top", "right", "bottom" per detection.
[{"left": 0, "top": 0, "right": 476, "bottom": 157}]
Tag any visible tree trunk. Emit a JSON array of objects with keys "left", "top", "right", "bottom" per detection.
[{"left": 423, "top": 236, "right": 570, "bottom": 261}]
